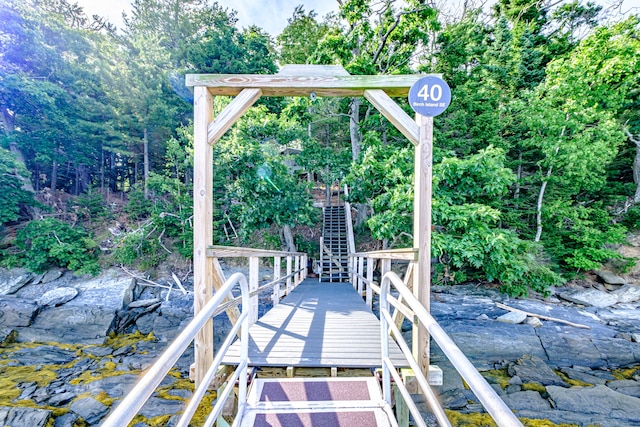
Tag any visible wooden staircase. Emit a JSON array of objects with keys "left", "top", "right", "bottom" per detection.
[
  {"left": 320, "top": 205, "right": 350, "bottom": 282},
  {"left": 238, "top": 377, "right": 394, "bottom": 427}
]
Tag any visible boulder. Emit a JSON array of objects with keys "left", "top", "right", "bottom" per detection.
[
  {"left": 595, "top": 270, "right": 626, "bottom": 285},
  {"left": 0, "top": 268, "right": 33, "bottom": 295},
  {"left": 503, "top": 390, "right": 550, "bottom": 411},
  {"left": 0, "top": 406, "right": 51, "bottom": 427},
  {"left": 559, "top": 289, "right": 618, "bottom": 308},
  {"left": 496, "top": 311, "right": 527, "bottom": 324},
  {"left": 606, "top": 380, "right": 640, "bottom": 398},
  {"left": 36, "top": 287, "right": 78, "bottom": 307},
  {"left": 0, "top": 328, "right": 17, "bottom": 344},
  {"left": 0, "top": 296, "right": 39, "bottom": 327},
  {"left": 31, "top": 269, "right": 63, "bottom": 285}
]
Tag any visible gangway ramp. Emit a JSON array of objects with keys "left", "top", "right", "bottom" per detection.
[{"left": 224, "top": 280, "right": 408, "bottom": 368}]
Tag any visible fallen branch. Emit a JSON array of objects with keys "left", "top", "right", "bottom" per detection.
[{"left": 495, "top": 302, "right": 591, "bottom": 330}]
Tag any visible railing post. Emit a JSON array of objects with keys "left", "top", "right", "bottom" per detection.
[
  {"left": 350, "top": 256, "right": 357, "bottom": 288},
  {"left": 366, "top": 257, "right": 374, "bottom": 308},
  {"left": 319, "top": 237, "right": 324, "bottom": 282},
  {"left": 302, "top": 255, "right": 308, "bottom": 280},
  {"left": 357, "top": 256, "right": 365, "bottom": 296},
  {"left": 294, "top": 255, "right": 301, "bottom": 286},
  {"left": 286, "top": 255, "right": 292, "bottom": 294},
  {"left": 273, "top": 256, "right": 281, "bottom": 306},
  {"left": 249, "top": 256, "right": 259, "bottom": 325}
]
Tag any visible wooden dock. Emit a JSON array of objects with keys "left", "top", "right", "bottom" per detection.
[{"left": 224, "top": 280, "right": 408, "bottom": 368}]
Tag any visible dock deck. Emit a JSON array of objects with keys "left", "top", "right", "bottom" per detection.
[{"left": 224, "top": 280, "right": 408, "bottom": 368}]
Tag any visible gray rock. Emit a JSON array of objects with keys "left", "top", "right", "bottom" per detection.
[
  {"left": 559, "top": 289, "right": 619, "bottom": 308},
  {"left": 136, "top": 397, "right": 185, "bottom": 420},
  {"left": 48, "top": 391, "right": 76, "bottom": 406},
  {"left": 0, "top": 405, "right": 51, "bottom": 427},
  {"left": 37, "top": 287, "right": 78, "bottom": 307},
  {"left": 633, "top": 333, "right": 640, "bottom": 343},
  {"left": 536, "top": 327, "right": 605, "bottom": 369},
  {"left": 53, "top": 412, "right": 80, "bottom": 427},
  {"left": 32, "top": 269, "right": 63, "bottom": 285},
  {"left": 70, "top": 397, "right": 109, "bottom": 425},
  {"left": 595, "top": 270, "right": 627, "bottom": 285},
  {"left": 84, "top": 374, "right": 139, "bottom": 398},
  {"left": 503, "top": 390, "right": 550, "bottom": 411},
  {"left": 526, "top": 317, "right": 543, "bottom": 328},
  {"left": 0, "top": 268, "right": 33, "bottom": 295},
  {"left": 0, "top": 296, "right": 39, "bottom": 327},
  {"left": 81, "top": 346, "right": 113, "bottom": 357},
  {"left": 11, "top": 345, "right": 76, "bottom": 365},
  {"left": 507, "top": 355, "right": 567, "bottom": 387},
  {"left": 607, "top": 380, "right": 640, "bottom": 398},
  {"left": 614, "top": 284, "right": 640, "bottom": 304},
  {"left": 496, "top": 311, "right": 527, "bottom": 324},
  {"left": 548, "top": 384, "right": 640, "bottom": 421},
  {"left": 559, "top": 367, "right": 608, "bottom": 385}
]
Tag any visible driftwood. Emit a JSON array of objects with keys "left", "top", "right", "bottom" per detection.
[{"left": 495, "top": 302, "right": 591, "bottom": 330}]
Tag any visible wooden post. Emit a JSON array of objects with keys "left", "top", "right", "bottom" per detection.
[
  {"left": 273, "top": 256, "right": 281, "bottom": 306},
  {"left": 286, "top": 255, "right": 292, "bottom": 294},
  {"left": 366, "top": 257, "right": 374, "bottom": 308},
  {"left": 357, "top": 256, "right": 365, "bottom": 296},
  {"left": 193, "top": 86, "right": 214, "bottom": 388},
  {"left": 294, "top": 255, "right": 301, "bottom": 286},
  {"left": 413, "top": 114, "right": 433, "bottom": 377},
  {"left": 249, "top": 256, "right": 259, "bottom": 325}
]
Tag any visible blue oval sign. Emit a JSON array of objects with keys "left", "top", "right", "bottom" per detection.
[{"left": 408, "top": 76, "right": 451, "bottom": 117}]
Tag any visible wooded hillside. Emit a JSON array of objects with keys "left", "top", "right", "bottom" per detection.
[{"left": 1, "top": 0, "right": 639, "bottom": 296}]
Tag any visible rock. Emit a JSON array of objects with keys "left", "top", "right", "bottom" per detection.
[
  {"left": 0, "top": 328, "right": 17, "bottom": 344},
  {"left": 82, "top": 346, "right": 113, "bottom": 357},
  {"left": 70, "top": 397, "right": 109, "bottom": 425},
  {"left": 36, "top": 287, "right": 78, "bottom": 307},
  {"left": 595, "top": 270, "right": 626, "bottom": 285},
  {"left": 559, "top": 367, "right": 607, "bottom": 385},
  {"left": 497, "top": 311, "right": 527, "bottom": 324},
  {"left": 507, "top": 355, "right": 567, "bottom": 387},
  {"left": 0, "top": 268, "right": 33, "bottom": 295},
  {"left": 31, "top": 269, "right": 63, "bottom": 285},
  {"left": 0, "top": 296, "right": 39, "bottom": 327},
  {"left": 559, "top": 289, "right": 618, "bottom": 308},
  {"left": 606, "top": 380, "right": 640, "bottom": 398},
  {"left": 614, "top": 284, "right": 640, "bottom": 304},
  {"left": 84, "top": 374, "right": 140, "bottom": 398},
  {"left": 11, "top": 345, "right": 76, "bottom": 365},
  {"left": 0, "top": 405, "right": 51, "bottom": 427},
  {"left": 54, "top": 413, "right": 80, "bottom": 427},
  {"left": 48, "top": 391, "right": 76, "bottom": 406},
  {"left": 503, "top": 390, "right": 550, "bottom": 411},
  {"left": 526, "top": 317, "right": 543, "bottom": 328},
  {"left": 547, "top": 384, "right": 640, "bottom": 422},
  {"left": 633, "top": 333, "right": 640, "bottom": 343}
]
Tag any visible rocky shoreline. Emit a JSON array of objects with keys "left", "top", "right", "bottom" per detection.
[{"left": 0, "top": 266, "right": 639, "bottom": 426}]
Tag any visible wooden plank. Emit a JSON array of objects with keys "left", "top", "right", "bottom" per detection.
[
  {"left": 207, "top": 245, "right": 305, "bottom": 258},
  {"left": 364, "top": 89, "right": 419, "bottom": 145},
  {"left": 207, "top": 88, "right": 262, "bottom": 145},
  {"left": 352, "top": 248, "right": 417, "bottom": 260},
  {"left": 223, "top": 281, "right": 408, "bottom": 368},
  {"left": 413, "top": 114, "right": 433, "bottom": 377},
  {"left": 278, "top": 64, "right": 350, "bottom": 77},
  {"left": 193, "top": 86, "right": 214, "bottom": 388},
  {"left": 186, "top": 74, "right": 422, "bottom": 98}
]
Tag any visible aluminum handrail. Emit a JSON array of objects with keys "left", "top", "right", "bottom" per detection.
[
  {"left": 101, "top": 272, "right": 250, "bottom": 427},
  {"left": 380, "top": 271, "right": 523, "bottom": 427}
]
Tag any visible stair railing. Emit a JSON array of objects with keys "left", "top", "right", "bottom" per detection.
[
  {"left": 101, "top": 272, "right": 251, "bottom": 427},
  {"left": 380, "top": 271, "right": 523, "bottom": 427}
]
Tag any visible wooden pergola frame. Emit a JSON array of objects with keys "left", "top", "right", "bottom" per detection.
[{"left": 186, "top": 65, "right": 434, "bottom": 387}]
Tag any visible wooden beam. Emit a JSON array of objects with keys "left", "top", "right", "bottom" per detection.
[
  {"left": 207, "top": 88, "right": 262, "bottom": 145},
  {"left": 352, "top": 248, "right": 417, "bottom": 261},
  {"left": 211, "top": 258, "right": 241, "bottom": 327},
  {"left": 364, "top": 89, "right": 419, "bottom": 145},
  {"left": 413, "top": 114, "right": 433, "bottom": 378},
  {"left": 186, "top": 74, "right": 422, "bottom": 98},
  {"left": 207, "top": 245, "right": 304, "bottom": 259},
  {"left": 193, "top": 86, "right": 214, "bottom": 388}
]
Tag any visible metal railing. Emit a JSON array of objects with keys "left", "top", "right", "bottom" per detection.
[
  {"left": 101, "top": 272, "right": 251, "bottom": 427},
  {"left": 380, "top": 271, "right": 523, "bottom": 427}
]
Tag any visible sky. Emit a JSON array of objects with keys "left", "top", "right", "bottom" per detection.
[{"left": 77, "top": 0, "right": 640, "bottom": 36}]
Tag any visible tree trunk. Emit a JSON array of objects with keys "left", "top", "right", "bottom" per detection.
[
  {"left": 143, "top": 127, "right": 150, "bottom": 199},
  {"left": 349, "top": 98, "right": 362, "bottom": 161},
  {"left": 51, "top": 160, "right": 58, "bottom": 194},
  {"left": 282, "top": 225, "right": 297, "bottom": 252},
  {"left": 514, "top": 151, "right": 522, "bottom": 199},
  {"left": 2, "top": 107, "right": 35, "bottom": 194},
  {"left": 627, "top": 131, "right": 640, "bottom": 203}
]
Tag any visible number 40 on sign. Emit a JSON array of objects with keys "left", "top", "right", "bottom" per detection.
[{"left": 408, "top": 76, "right": 451, "bottom": 117}]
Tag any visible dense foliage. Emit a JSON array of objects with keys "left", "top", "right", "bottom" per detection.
[{"left": 1, "top": 0, "right": 639, "bottom": 296}]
